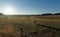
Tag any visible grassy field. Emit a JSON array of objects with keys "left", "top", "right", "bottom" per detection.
[
  {"left": 36, "top": 15, "right": 60, "bottom": 28},
  {"left": 0, "top": 15, "right": 60, "bottom": 37}
]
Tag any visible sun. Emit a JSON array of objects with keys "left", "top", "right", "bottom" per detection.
[{"left": 3, "top": 6, "right": 15, "bottom": 15}]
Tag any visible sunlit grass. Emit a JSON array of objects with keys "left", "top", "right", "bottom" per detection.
[{"left": 0, "top": 15, "right": 60, "bottom": 37}]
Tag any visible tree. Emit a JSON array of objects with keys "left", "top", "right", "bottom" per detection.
[
  {"left": 41, "top": 13, "right": 52, "bottom": 16},
  {"left": 0, "top": 13, "right": 3, "bottom": 15},
  {"left": 54, "top": 13, "right": 60, "bottom": 15}
]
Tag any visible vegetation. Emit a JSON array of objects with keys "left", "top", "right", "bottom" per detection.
[
  {"left": 41, "top": 13, "right": 52, "bottom": 16},
  {"left": 0, "top": 13, "right": 3, "bottom": 15},
  {"left": 54, "top": 13, "right": 60, "bottom": 15},
  {"left": 0, "top": 15, "right": 60, "bottom": 37}
]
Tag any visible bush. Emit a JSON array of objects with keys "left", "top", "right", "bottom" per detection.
[
  {"left": 0, "top": 13, "right": 3, "bottom": 15},
  {"left": 41, "top": 13, "right": 52, "bottom": 16}
]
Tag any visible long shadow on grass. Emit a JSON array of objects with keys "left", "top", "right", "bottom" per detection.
[{"left": 36, "top": 24, "right": 60, "bottom": 30}]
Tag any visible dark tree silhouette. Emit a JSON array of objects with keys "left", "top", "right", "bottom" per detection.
[
  {"left": 0, "top": 13, "right": 3, "bottom": 15},
  {"left": 54, "top": 13, "right": 60, "bottom": 15},
  {"left": 41, "top": 13, "right": 52, "bottom": 16}
]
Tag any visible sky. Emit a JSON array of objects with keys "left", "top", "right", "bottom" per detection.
[{"left": 0, "top": 0, "right": 60, "bottom": 15}]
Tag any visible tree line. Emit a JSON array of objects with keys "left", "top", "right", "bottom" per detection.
[
  {"left": 0, "top": 13, "right": 60, "bottom": 16},
  {"left": 31, "top": 13, "right": 60, "bottom": 16},
  {"left": 41, "top": 13, "right": 60, "bottom": 16}
]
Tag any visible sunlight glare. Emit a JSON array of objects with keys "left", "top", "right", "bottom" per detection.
[{"left": 3, "top": 6, "right": 15, "bottom": 15}]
